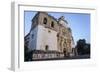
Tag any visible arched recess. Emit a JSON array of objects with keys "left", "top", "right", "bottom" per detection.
[{"left": 63, "top": 41, "right": 68, "bottom": 57}]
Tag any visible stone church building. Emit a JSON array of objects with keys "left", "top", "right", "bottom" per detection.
[{"left": 25, "top": 12, "right": 75, "bottom": 60}]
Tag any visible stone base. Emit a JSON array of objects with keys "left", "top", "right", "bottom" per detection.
[{"left": 32, "top": 50, "right": 64, "bottom": 60}]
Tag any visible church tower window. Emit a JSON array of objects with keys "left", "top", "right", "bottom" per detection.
[{"left": 43, "top": 17, "right": 47, "bottom": 24}]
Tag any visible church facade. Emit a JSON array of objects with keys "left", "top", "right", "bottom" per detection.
[{"left": 25, "top": 12, "right": 75, "bottom": 60}]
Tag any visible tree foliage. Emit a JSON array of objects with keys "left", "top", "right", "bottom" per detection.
[{"left": 76, "top": 39, "right": 90, "bottom": 55}]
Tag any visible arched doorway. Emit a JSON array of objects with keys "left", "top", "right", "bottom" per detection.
[
  {"left": 63, "top": 41, "right": 67, "bottom": 57},
  {"left": 45, "top": 45, "right": 49, "bottom": 51},
  {"left": 63, "top": 48, "right": 66, "bottom": 57}
]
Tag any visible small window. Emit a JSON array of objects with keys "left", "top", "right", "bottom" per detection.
[
  {"left": 57, "top": 33, "right": 59, "bottom": 37},
  {"left": 51, "top": 21, "right": 54, "bottom": 28},
  {"left": 45, "top": 45, "right": 49, "bottom": 51},
  {"left": 43, "top": 17, "right": 47, "bottom": 24},
  {"left": 31, "top": 34, "right": 34, "bottom": 39},
  {"left": 48, "top": 30, "right": 51, "bottom": 33}
]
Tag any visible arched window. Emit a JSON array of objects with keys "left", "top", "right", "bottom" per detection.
[
  {"left": 43, "top": 17, "right": 47, "bottom": 24},
  {"left": 51, "top": 21, "right": 54, "bottom": 28}
]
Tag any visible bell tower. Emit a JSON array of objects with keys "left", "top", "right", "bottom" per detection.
[{"left": 58, "top": 16, "right": 69, "bottom": 28}]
